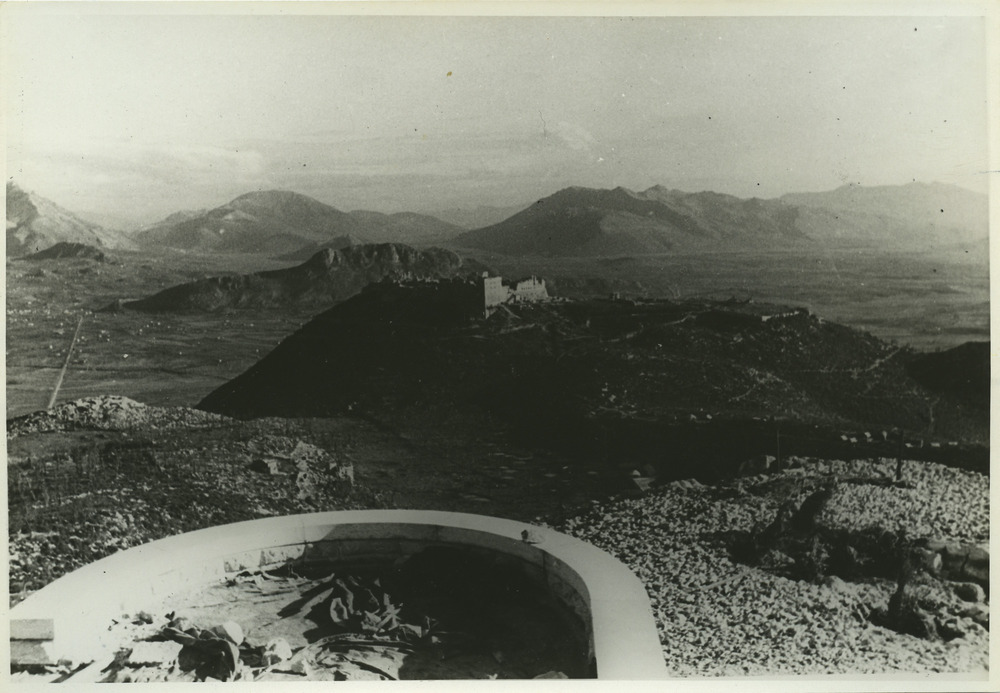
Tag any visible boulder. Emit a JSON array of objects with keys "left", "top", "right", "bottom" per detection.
[
  {"left": 941, "top": 543, "right": 989, "bottom": 584},
  {"left": 262, "top": 638, "right": 293, "bottom": 665},
  {"left": 128, "top": 640, "right": 184, "bottom": 665},
  {"left": 959, "top": 603, "right": 989, "bottom": 628},
  {"left": 738, "top": 455, "right": 776, "bottom": 476},
  {"left": 250, "top": 458, "right": 283, "bottom": 475},
  {"left": 953, "top": 581, "right": 986, "bottom": 603}
]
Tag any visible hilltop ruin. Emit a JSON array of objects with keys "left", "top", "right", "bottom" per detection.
[{"left": 482, "top": 273, "right": 549, "bottom": 316}]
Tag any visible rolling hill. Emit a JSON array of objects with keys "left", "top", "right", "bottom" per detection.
[
  {"left": 452, "top": 185, "right": 807, "bottom": 256},
  {"left": 348, "top": 210, "right": 465, "bottom": 244},
  {"left": 135, "top": 190, "right": 463, "bottom": 256},
  {"left": 120, "top": 243, "right": 489, "bottom": 312},
  {"left": 781, "top": 182, "right": 988, "bottom": 245},
  {"left": 6, "top": 182, "right": 135, "bottom": 257},
  {"left": 133, "top": 190, "right": 360, "bottom": 255},
  {"left": 452, "top": 182, "right": 988, "bottom": 257},
  {"left": 197, "top": 283, "right": 988, "bottom": 462},
  {"left": 427, "top": 203, "right": 532, "bottom": 230}
]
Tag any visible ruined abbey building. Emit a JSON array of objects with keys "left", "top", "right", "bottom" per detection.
[{"left": 481, "top": 273, "right": 550, "bottom": 317}]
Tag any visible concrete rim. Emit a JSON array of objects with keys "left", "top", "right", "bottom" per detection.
[{"left": 10, "top": 509, "right": 666, "bottom": 679}]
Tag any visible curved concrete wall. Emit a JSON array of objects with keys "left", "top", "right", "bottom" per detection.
[{"left": 10, "top": 510, "right": 666, "bottom": 679}]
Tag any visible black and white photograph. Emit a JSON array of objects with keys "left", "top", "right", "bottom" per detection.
[{"left": 3, "top": 0, "right": 995, "bottom": 686}]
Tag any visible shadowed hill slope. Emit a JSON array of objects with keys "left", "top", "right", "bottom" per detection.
[
  {"left": 453, "top": 182, "right": 988, "bottom": 257},
  {"left": 906, "top": 341, "right": 990, "bottom": 410},
  {"left": 23, "top": 241, "right": 106, "bottom": 261},
  {"left": 121, "top": 243, "right": 489, "bottom": 312},
  {"left": 197, "top": 286, "right": 987, "bottom": 454},
  {"left": 454, "top": 185, "right": 807, "bottom": 256}
]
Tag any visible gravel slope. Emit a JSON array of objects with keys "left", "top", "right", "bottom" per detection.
[{"left": 556, "top": 458, "right": 989, "bottom": 675}]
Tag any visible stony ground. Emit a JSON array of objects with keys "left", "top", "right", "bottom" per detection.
[
  {"left": 8, "top": 397, "right": 989, "bottom": 676},
  {"left": 556, "top": 458, "right": 989, "bottom": 675}
]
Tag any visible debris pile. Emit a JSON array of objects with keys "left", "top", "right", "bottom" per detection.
[
  {"left": 558, "top": 457, "right": 989, "bottom": 675},
  {"left": 102, "top": 574, "right": 431, "bottom": 682},
  {"left": 244, "top": 438, "right": 354, "bottom": 501},
  {"left": 18, "top": 564, "right": 580, "bottom": 682}
]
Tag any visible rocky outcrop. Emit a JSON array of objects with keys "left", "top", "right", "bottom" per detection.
[
  {"left": 6, "top": 182, "right": 135, "bottom": 256},
  {"left": 24, "top": 242, "right": 106, "bottom": 262},
  {"left": 7, "top": 396, "right": 230, "bottom": 437},
  {"left": 120, "top": 244, "right": 488, "bottom": 312}
]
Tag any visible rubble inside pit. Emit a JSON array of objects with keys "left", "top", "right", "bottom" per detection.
[{"left": 13, "top": 554, "right": 588, "bottom": 682}]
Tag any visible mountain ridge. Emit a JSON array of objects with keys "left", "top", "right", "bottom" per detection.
[
  {"left": 453, "top": 184, "right": 808, "bottom": 256},
  {"left": 6, "top": 182, "right": 136, "bottom": 256},
  {"left": 451, "top": 181, "right": 987, "bottom": 257},
  {"left": 119, "top": 242, "right": 490, "bottom": 312},
  {"left": 134, "top": 190, "right": 463, "bottom": 256}
]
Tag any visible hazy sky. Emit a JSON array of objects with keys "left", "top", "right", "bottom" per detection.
[{"left": 3, "top": 6, "right": 991, "bottom": 226}]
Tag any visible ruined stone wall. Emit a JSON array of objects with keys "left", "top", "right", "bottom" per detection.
[
  {"left": 483, "top": 276, "right": 509, "bottom": 308},
  {"left": 511, "top": 277, "right": 548, "bottom": 303}
]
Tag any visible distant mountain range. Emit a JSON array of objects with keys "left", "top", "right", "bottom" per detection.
[
  {"left": 6, "top": 182, "right": 135, "bottom": 256},
  {"left": 134, "top": 190, "right": 463, "bottom": 255},
  {"left": 453, "top": 182, "right": 988, "bottom": 257},
  {"left": 780, "top": 182, "right": 988, "bottom": 245},
  {"left": 9, "top": 181, "right": 987, "bottom": 261},
  {"left": 453, "top": 186, "right": 807, "bottom": 256},
  {"left": 425, "top": 203, "right": 532, "bottom": 230},
  {"left": 120, "top": 243, "right": 489, "bottom": 312}
]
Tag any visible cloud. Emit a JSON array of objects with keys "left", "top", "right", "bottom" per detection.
[
  {"left": 10, "top": 136, "right": 271, "bottom": 221},
  {"left": 549, "top": 121, "right": 597, "bottom": 153}
]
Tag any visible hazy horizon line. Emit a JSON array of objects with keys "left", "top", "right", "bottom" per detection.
[{"left": 9, "top": 175, "right": 989, "bottom": 231}]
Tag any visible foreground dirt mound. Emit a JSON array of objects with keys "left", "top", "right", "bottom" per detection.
[{"left": 7, "top": 396, "right": 230, "bottom": 437}]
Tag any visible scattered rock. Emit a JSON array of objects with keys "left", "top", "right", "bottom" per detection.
[
  {"left": 250, "top": 459, "right": 283, "bottom": 475},
  {"left": 822, "top": 575, "right": 851, "bottom": 595},
  {"left": 534, "top": 670, "right": 568, "bottom": 679},
  {"left": 959, "top": 603, "right": 989, "bottom": 627},
  {"left": 940, "top": 543, "right": 989, "bottom": 585},
  {"left": 759, "top": 549, "right": 796, "bottom": 572},
  {"left": 914, "top": 548, "right": 943, "bottom": 575},
  {"left": 937, "top": 617, "right": 967, "bottom": 641},
  {"left": 521, "top": 529, "right": 543, "bottom": 545},
  {"left": 7, "top": 396, "right": 230, "bottom": 437},
  {"left": 560, "top": 457, "right": 989, "bottom": 674},
  {"left": 738, "top": 454, "right": 776, "bottom": 476},
  {"left": 210, "top": 621, "right": 244, "bottom": 646},
  {"left": 262, "top": 638, "right": 293, "bottom": 666},
  {"left": 127, "top": 640, "right": 183, "bottom": 666}
]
